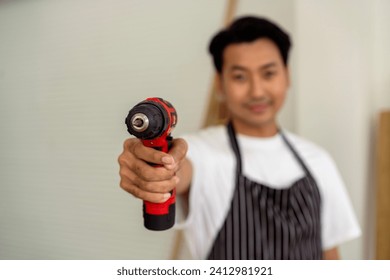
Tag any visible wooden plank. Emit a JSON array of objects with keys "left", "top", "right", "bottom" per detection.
[
  {"left": 201, "top": 0, "right": 238, "bottom": 128},
  {"left": 376, "top": 110, "right": 390, "bottom": 259}
]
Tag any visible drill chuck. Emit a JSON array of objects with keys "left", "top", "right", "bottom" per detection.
[
  {"left": 126, "top": 101, "right": 168, "bottom": 140},
  {"left": 130, "top": 113, "right": 149, "bottom": 132}
]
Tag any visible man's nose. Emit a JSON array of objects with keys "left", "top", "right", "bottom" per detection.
[{"left": 249, "top": 77, "right": 266, "bottom": 98}]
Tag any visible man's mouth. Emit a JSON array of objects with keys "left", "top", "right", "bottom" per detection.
[{"left": 246, "top": 102, "right": 271, "bottom": 113}]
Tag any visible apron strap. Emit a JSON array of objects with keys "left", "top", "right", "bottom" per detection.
[
  {"left": 227, "top": 121, "right": 242, "bottom": 174},
  {"left": 279, "top": 131, "right": 315, "bottom": 180}
]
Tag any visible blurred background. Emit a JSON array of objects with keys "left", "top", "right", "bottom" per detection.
[{"left": 0, "top": 0, "right": 389, "bottom": 259}]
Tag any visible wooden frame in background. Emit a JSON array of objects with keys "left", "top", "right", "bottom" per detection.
[{"left": 376, "top": 111, "right": 390, "bottom": 259}]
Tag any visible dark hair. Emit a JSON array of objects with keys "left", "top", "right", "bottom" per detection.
[{"left": 208, "top": 16, "right": 292, "bottom": 73}]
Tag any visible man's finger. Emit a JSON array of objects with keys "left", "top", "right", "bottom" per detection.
[
  {"left": 123, "top": 183, "right": 172, "bottom": 203},
  {"left": 164, "top": 138, "right": 188, "bottom": 170},
  {"left": 125, "top": 138, "right": 174, "bottom": 166}
]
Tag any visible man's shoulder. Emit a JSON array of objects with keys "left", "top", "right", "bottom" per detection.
[
  {"left": 181, "top": 125, "right": 231, "bottom": 160},
  {"left": 283, "top": 130, "right": 334, "bottom": 165},
  {"left": 181, "top": 125, "right": 227, "bottom": 145}
]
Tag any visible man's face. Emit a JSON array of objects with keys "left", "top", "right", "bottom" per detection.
[{"left": 218, "top": 38, "right": 289, "bottom": 136}]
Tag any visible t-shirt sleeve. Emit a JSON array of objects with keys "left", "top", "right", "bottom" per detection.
[
  {"left": 312, "top": 151, "right": 361, "bottom": 250},
  {"left": 174, "top": 133, "right": 201, "bottom": 228}
]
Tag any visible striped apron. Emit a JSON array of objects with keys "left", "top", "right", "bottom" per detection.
[{"left": 207, "top": 122, "right": 322, "bottom": 260}]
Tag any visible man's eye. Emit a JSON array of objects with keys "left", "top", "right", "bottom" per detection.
[
  {"left": 264, "top": 71, "right": 276, "bottom": 79},
  {"left": 232, "top": 74, "right": 246, "bottom": 81}
]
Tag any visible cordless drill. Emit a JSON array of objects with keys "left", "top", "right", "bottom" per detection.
[{"left": 125, "top": 97, "right": 178, "bottom": 231}]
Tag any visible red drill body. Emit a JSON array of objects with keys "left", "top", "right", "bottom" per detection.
[{"left": 125, "top": 97, "right": 177, "bottom": 231}]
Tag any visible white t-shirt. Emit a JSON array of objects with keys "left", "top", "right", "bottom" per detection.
[{"left": 177, "top": 125, "right": 361, "bottom": 259}]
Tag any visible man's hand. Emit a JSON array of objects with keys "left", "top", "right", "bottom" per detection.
[{"left": 118, "top": 138, "right": 188, "bottom": 203}]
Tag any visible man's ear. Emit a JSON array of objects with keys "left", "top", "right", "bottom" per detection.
[
  {"left": 285, "top": 66, "right": 291, "bottom": 87},
  {"left": 215, "top": 73, "right": 225, "bottom": 101}
]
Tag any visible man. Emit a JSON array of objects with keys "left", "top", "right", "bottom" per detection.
[{"left": 118, "top": 16, "right": 360, "bottom": 259}]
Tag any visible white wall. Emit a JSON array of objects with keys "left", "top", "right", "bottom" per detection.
[
  {"left": 0, "top": 0, "right": 225, "bottom": 259},
  {"left": 294, "top": 0, "right": 390, "bottom": 259},
  {"left": 0, "top": 0, "right": 388, "bottom": 259},
  {"left": 372, "top": 0, "right": 390, "bottom": 111}
]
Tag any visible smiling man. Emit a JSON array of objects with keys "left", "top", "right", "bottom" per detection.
[
  {"left": 217, "top": 38, "right": 289, "bottom": 137},
  {"left": 118, "top": 16, "right": 361, "bottom": 260}
]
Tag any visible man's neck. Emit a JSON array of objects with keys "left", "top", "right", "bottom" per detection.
[{"left": 231, "top": 119, "right": 279, "bottom": 138}]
